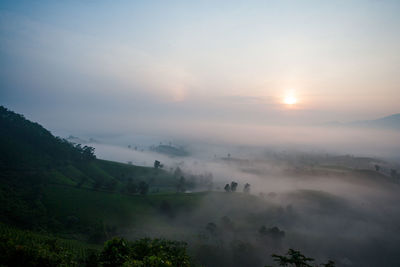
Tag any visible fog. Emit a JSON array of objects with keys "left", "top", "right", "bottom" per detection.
[
  {"left": 78, "top": 122, "right": 400, "bottom": 160},
  {"left": 69, "top": 124, "right": 400, "bottom": 266}
]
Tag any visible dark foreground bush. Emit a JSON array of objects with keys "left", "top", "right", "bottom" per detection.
[
  {"left": 266, "top": 248, "right": 335, "bottom": 267},
  {"left": 0, "top": 224, "right": 334, "bottom": 267},
  {"left": 99, "top": 237, "right": 191, "bottom": 267},
  {"left": 0, "top": 235, "right": 78, "bottom": 266}
]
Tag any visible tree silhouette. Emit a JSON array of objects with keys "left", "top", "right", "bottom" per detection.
[
  {"left": 154, "top": 160, "right": 163, "bottom": 169},
  {"left": 243, "top": 183, "right": 250, "bottom": 193},
  {"left": 266, "top": 249, "right": 335, "bottom": 267},
  {"left": 206, "top": 222, "right": 217, "bottom": 236},
  {"left": 230, "top": 181, "right": 238, "bottom": 192},
  {"left": 271, "top": 249, "right": 314, "bottom": 267},
  {"left": 224, "top": 183, "right": 231, "bottom": 192}
]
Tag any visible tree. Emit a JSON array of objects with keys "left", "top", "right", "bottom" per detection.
[
  {"left": 243, "top": 183, "right": 250, "bottom": 193},
  {"left": 154, "top": 160, "right": 163, "bottom": 169},
  {"left": 258, "top": 225, "right": 285, "bottom": 239},
  {"left": 271, "top": 249, "right": 314, "bottom": 267},
  {"left": 206, "top": 222, "right": 217, "bottom": 236},
  {"left": 230, "top": 181, "right": 238, "bottom": 192},
  {"left": 138, "top": 181, "right": 149, "bottom": 195},
  {"left": 259, "top": 226, "right": 285, "bottom": 246},
  {"left": 267, "top": 248, "right": 335, "bottom": 267},
  {"left": 99, "top": 237, "right": 190, "bottom": 267},
  {"left": 266, "top": 226, "right": 285, "bottom": 239},
  {"left": 100, "top": 238, "right": 129, "bottom": 267},
  {"left": 224, "top": 183, "right": 231, "bottom": 192},
  {"left": 81, "top": 145, "right": 96, "bottom": 161}
]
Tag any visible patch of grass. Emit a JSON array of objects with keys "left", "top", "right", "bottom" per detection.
[
  {"left": 42, "top": 184, "right": 206, "bottom": 233},
  {"left": 0, "top": 223, "right": 100, "bottom": 265}
]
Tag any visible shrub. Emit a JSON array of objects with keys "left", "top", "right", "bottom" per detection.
[{"left": 99, "top": 237, "right": 190, "bottom": 267}]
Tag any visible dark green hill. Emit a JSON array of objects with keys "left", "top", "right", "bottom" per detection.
[
  {"left": 0, "top": 106, "right": 96, "bottom": 170},
  {"left": 0, "top": 106, "right": 178, "bottom": 235}
]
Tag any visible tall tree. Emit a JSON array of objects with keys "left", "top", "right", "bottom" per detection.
[
  {"left": 230, "top": 181, "right": 238, "bottom": 192},
  {"left": 243, "top": 183, "right": 250, "bottom": 193},
  {"left": 224, "top": 184, "right": 231, "bottom": 192}
]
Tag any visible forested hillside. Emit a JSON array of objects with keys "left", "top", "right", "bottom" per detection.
[{"left": 0, "top": 106, "right": 177, "bottom": 234}]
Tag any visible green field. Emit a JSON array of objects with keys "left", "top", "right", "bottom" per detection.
[{"left": 43, "top": 183, "right": 205, "bottom": 231}]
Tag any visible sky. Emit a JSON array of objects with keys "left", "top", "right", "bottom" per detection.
[{"left": 0, "top": 0, "right": 399, "bottom": 139}]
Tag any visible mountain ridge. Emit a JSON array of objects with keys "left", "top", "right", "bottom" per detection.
[{"left": 324, "top": 113, "right": 400, "bottom": 130}]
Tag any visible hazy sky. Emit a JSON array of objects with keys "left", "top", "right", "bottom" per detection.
[{"left": 1, "top": 0, "right": 399, "bottom": 136}]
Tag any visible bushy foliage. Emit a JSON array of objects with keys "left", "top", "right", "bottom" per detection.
[
  {"left": 0, "top": 226, "right": 191, "bottom": 267},
  {"left": 266, "top": 249, "right": 335, "bottom": 267},
  {"left": 0, "top": 224, "right": 336, "bottom": 267},
  {"left": 0, "top": 224, "right": 97, "bottom": 267},
  {"left": 99, "top": 237, "right": 191, "bottom": 267},
  {"left": 99, "top": 238, "right": 130, "bottom": 267},
  {"left": 0, "top": 236, "right": 76, "bottom": 266}
]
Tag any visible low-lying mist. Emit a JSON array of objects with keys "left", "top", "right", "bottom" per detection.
[
  {"left": 71, "top": 122, "right": 400, "bottom": 160},
  {"left": 69, "top": 124, "right": 400, "bottom": 266}
]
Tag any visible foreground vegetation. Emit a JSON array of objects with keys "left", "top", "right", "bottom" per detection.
[
  {"left": 0, "top": 224, "right": 335, "bottom": 267},
  {"left": 0, "top": 224, "right": 190, "bottom": 266}
]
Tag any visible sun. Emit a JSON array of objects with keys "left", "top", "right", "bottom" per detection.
[{"left": 284, "top": 95, "right": 297, "bottom": 105}]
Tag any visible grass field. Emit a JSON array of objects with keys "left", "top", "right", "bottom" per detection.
[
  {"left": 0, "top": 223, "right": 101, "bottom": 262},
  {"left": 42, "top": 183, "right": 206, "bottom": 235}
]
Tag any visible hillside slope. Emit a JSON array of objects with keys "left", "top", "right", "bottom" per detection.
[{"left": 0, "top": 106, "right": 178, "bottom": 235}]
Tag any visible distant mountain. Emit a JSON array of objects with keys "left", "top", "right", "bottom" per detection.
[
  {"left": 323, "top": 113, "right": 400, "bottom": 130},
  {"left": 349, "top": 113, "right": 400, "bottom": 130}
]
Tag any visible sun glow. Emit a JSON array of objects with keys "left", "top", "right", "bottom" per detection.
[{"left": 284, "top": 94, "right": 297, "bottom": 105}]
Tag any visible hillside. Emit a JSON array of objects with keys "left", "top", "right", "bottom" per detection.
[{"left": 0, "top": 106, "right": 179, "bottom": 235}]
